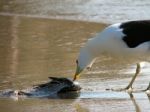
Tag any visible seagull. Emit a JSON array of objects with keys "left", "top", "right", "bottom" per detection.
[{"left": 73, "top": 20, "right": 150, "bottom": 91}]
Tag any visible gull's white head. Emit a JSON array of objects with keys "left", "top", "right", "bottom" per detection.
[{"left": 73, "top": 39, "right": 98, "bottom": 81}]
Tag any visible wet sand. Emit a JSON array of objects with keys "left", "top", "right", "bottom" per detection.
[
  {"left": 0, "top": 0, "right": 150, "bottom": 111},
  {"left": 0, "top": 15, "right": 106, "bottom": 89},
  {"left": 0, "top": 15, "right": 149, "bottom": 112}
]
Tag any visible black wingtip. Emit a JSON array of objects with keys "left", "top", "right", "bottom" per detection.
[{"left": 48, "top": 77, "right": 59, "bottom": 80}]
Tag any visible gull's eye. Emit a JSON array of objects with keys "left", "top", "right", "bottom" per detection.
[
  {"left": 87, "top": 66, "right": 91, "bottom": 71},
  {"left": 76, "top": 60, "right": 78, "bottom": 64}
]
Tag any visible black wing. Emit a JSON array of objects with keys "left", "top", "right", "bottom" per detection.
[{"left": 120, "top": 20, "right": 150, "bottom": 48}]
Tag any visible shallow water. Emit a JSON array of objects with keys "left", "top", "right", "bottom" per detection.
[
  {"left": 0, "top": 15, "right": 149, "bottom": 112},
  {"left": 0, "top": 1, "right": 150, "bottom": 112},
  {"left": 0, "top": 0, "right": 150, "bottom": 23}
]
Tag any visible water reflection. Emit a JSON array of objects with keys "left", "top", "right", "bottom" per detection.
[
  {"left": 147, "top": 94, "right": 150, "bottom": 102},
  {"left": 57, "top": 91, "right": 81, "bottom": 99},
  {"left": 75, "top": 103, "right": 90, "bottom": 112},
  {"left": 10, "top": 16, "right": 19, "bottom": 76},
  {"left": 128, "top": 93, "right": 141, "bottom": 112},
  {"left": 0, "top": 15, "right": 106, "bottom": 89}
]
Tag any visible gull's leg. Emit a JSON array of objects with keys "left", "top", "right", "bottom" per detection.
[
  {"left": 145, "top": 82, "right": 150, "bottom": 95},
  {"left": 145, "top": 82, "right": 150, "bottom": 91},
  {"left": 109, "top": 63, "right": 141, "bottom": 92},
  {"left": 125, "top": 63, "right": 141, "bottom": 90},
  {"left": 128, "top": 93, "right": 141, "bottom": 112}
]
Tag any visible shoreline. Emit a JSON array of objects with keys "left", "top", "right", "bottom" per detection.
[{"left": 0, "top": 12, "right": 109, "bottom": 26}]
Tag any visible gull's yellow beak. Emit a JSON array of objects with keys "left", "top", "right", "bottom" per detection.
[{"left": 73, "top": 65, "right": 82, "bottom": 81}]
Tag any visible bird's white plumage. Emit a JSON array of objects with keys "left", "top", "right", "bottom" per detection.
[
  {"left": 75, "top": 20, "right": 150, "bottom": 91},
  {"left": 92, "top": 23, "right": 127, "bottom": 55},
  {"left": 77, "top": 20, "right": 150, "bottom": 72}
]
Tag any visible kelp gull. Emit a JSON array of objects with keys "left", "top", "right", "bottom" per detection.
[{"left": 73, "top": 20, "right": 150, "bottom": 92}]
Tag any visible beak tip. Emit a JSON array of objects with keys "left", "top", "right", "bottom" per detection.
[
  {"left": 73, "top": 74, "right": 77, "bottom": 81},
  {"left": 73, "top": 65, "right": 82, "bottom": 81},
  {"left": 73, "top": 73, "right": 80, "bottom": 81}
]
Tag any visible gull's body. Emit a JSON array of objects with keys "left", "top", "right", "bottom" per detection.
[{"left": 74, "top": 20, "right": 150, "bottom": 92}]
